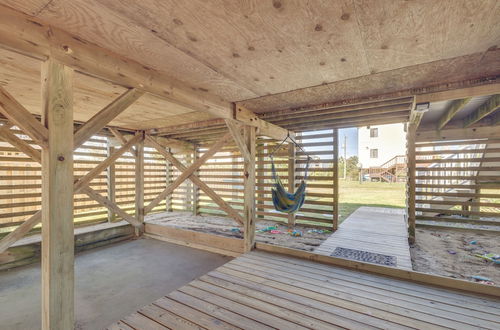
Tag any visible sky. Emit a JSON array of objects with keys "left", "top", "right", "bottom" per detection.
[{"left": 338, "top": 128, "right": 358, "bottom": 158}]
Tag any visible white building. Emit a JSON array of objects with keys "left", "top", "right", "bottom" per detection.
[{"left": 357, "top": 123, "right": 406, "bottom": 168}]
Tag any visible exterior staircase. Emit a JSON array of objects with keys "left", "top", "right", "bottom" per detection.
[{"left": 362, "top": 155, "right": 406, "bottom": 183}]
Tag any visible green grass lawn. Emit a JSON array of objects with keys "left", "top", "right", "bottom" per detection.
[{"left": 339, "top": 180, "right": 406, "bottom": 223}]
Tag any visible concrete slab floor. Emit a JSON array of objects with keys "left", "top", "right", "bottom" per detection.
[{"left": 0, "top": 237, "right": 232, "bottom": 330}]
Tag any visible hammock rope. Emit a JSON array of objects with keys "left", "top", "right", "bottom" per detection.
[{"left": 269, "top": 133, "right": 311, "bottom": 214}]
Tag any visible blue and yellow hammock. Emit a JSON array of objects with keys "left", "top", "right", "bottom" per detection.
[{"left": 270, "top": 135, "right": 311, "bottom": 214}]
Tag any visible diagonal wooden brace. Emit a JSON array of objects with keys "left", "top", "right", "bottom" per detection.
[
  {"left": 0, "top": 124, "right": 41, "bottom": 162},
  {"left": 146, "top": 135, "right": 244, "bottom": 224},
  {"left": 225, "top": 119, "right": 251, "bottom": 164},
  {"left": 0, "top": 85, "right": 49, "bottom": 148},
  {"left": 0, "top": 132, "right": 142, "bottom": 254},
  {"left": 82, "top": 187, "right": 143, "bottom": 228},
  {"left": 74, "top": 88, "right": 144, "bottom": 149},
  {"left": 74, "top": 134, "right": 141, "bottom": 191},
  {"left": 144, "top": 132, "right": 232, "bottom": 213}
]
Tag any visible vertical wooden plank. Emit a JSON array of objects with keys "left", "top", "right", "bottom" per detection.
[
  {"left": 165, "top": 147, "right": 173, "bottom": 212},
  {"left": 135, "top": 131, "right": 145, "bottom": 235},
  {"left": 107, "top": 141, "right": 116, "bottom": 222},
  {"left": 333, "top": 129, "right": 339, "bottom": 231},
  {"left": 406, "top": 124, "right": 417, "bottom": 244},
  {"left": 243, "top": 126, "right": 256, "bottom": 252},
  {"left": 287, "top": 138, "right": 296, "bottom": 227},
  {"left": 41, "top": 59, "right": 74, "bottom": 330},
  {"left": 185, "top": 152, "right": 193, "bottom": 211},
  {"left": 193, "top": 146, "right": 200, "bottom": 215},
  {"left": 256, "top": 138, "right": 264, "bottom": 219}
]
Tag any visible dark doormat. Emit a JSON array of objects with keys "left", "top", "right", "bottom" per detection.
[{"left": 331, "top": 247, "right": 397, "bottom": 266}]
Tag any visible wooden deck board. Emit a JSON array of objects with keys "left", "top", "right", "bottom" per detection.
[
  {"left": 315, "top": 206, "right": 413, "bottom": 270},
  {"left": 108, "top": 251, "right": 500, "bottom": 330}
]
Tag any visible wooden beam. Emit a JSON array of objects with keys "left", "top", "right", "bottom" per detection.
[
  {"left": 106, "top": 142, "right": 116, "bottom": 222},
  {"left": 437, "top": 98, "right": 471, "bottom": 130},
  {"left": 0, "top": 5, "right": 285, "bottom": 133},
  {"left": 225, "top": 120, "right": 251, "bottom": 163},
  {"left": 463, "top": 94, "right": 500, "bottom": 128},
  {"left": 332, "top": 130, "right": 339, "bottom": 231},
  {"left": 0, "top": 124, "right": 41, "bottom": 162},
  {"left": 151, "top": 118, "right": 225, "bottom": 136},
  {"left": 135, "top": 132, "right": 145, "bottom": 235},
  {"left": 74, "top": 134, "right": 141, "bottom": 192},
  {"left": 192, "top": 147, "right": 200, "bottom": 216},
  {"left": 0, "top": 108, "right": 141, "bottom": 255},
  {"left": 0, "top": 84, "right": 48, "bottom": 148},
  {"left": 144, "top": 132, "right": 232, "bottom": 214},
  {"left": 0, "top": 132, "right": 139, "bottom": 254},
  {"left": 41, "top": 59, "right": 74, "bottom": 330},
  {"left": 146, "top": 136, "right": 244, "bottom": 224},
  {"left": 156, "top": 136, "right": 194, "bottom": 154},
  {"left": 287, "top": 140, "right": 296, "bottom": 228},
  {"left": 0, "top": 5, "right": 231, "bottom": 118},
  {"left": 109, "top": 127, "right": 137, "bottom": 156},
  {"left": 243, "top": 126, "right": 256, "bottom": 252},
  {"left": 406, "top": 123, "right": 417, "bottom": 244},
  {"left": 416, "top": 125, "right": 500, "bottom": 142},
  {"left": 234, "top": 105, "right": 290, "bottom": 141},
  {"left": 82, "top": 187, "right": 142, "bottom": 228},
  {"left": 415, "top": 83, "right": 500, "bottom": 103},
  {"left": 0, "top": 211, "right": 41, "bottom": 254},
  {"left": 74, "top": 88, "right": 144, "bottom": 148}
]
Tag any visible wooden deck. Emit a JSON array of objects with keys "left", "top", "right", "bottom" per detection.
[
  {"left": 108, "top": 250, "right": 500, "bottom": 329},
  {"left": 314, "top": 207, "right": 413, "bottom": 270}
]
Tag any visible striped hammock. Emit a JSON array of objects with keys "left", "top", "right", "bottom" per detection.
[{"left": 271, "top": 161, "right": 307, "bottom": 213}]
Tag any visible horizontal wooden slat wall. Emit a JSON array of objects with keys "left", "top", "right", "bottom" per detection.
[
  {"left": 193, "top": 130, "right": 338, "bottom": 228},
  {"left": 255, "top": 130, "right": 337, "bottom": 228},
  {"left": 0, "top": 128, "right": 169, "bottom": 238},
  {"left": 1, "top": 125, "right": 339, "bottom": 237},
  {"left": 197, "top": 141, "right": 244, "bottom": 218},
  {"left": 414, "top": 137, "right": 500, "bottom": 230},
  {"left": 169, "top": 152, "right": 195, "bottom": 212}
]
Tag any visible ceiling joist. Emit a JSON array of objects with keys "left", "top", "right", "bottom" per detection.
[
  {"left": 463, "top": 94, "right": 500, "bottom": 128},
  {"left": 436, "top": 98, "right": 471, "bottom": 130}
]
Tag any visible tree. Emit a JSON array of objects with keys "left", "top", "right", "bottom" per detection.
[{"left": 339, "top": 156, "right": 360, "bottom": 180}]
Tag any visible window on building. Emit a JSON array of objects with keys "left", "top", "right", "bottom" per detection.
[
  {"left": 370, "top": 128, "right": 378, "bottom": 138},
  {"left": 370, "top": 149, "right": 378, "bottom": 158}
]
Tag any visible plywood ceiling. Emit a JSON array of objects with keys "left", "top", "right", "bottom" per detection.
[
  {"left": 0, "top": 48, "right": 215, "bottom": 129},
  {"left": 0, "top": 0, "right": 499, "bottom": 129},
  {"left": 1, "top": 0, "right": 499, "bottom": 102}
]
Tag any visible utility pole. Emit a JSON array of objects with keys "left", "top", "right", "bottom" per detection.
[{"left": 343, "top": 135, "right": 347, "bottom": 180}]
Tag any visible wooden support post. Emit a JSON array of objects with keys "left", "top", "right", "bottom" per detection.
[
  {"left": 406, "top": 123, "right": 417, "bottom": 244},
  {"left": 41, "top": 59, "right": 74, "bottom": 330},
  {"left": 135, "top": 131, "right": 145, "bottom": 235},
  {"left": 107, "top": 141, "right": 116, "bottom": 222},
  {"left": 165, "top": 149, "right": 173, "bottom": 212},
  {"left": 243, "top": 126, "right": 256, "bottom": 252},
  {"left": 256, "top": 138, "right": 264, "bottom": 219},
  {"left": 185, "top": 152, "right": 193, "bottom": 212},
  {"left": 333, "top": 129, "right": 340, "bottom": 231},
  {"left": 193, "top": 146, "right": 200, "bottom": 215},
  {"left": 287, "top": 139, "right": 296, "bottom": 228}
]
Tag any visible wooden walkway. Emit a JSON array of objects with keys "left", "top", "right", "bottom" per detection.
[
  {"left": 108, "top": 250, "right": 500, "bottom": 329},
  {"left": 314, "top": 207, "right": 413, "bottom": 270}
]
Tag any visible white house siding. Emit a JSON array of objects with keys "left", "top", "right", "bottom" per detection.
[{"left": 358, "top": 123, "right": 406, "bottom": 168}]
